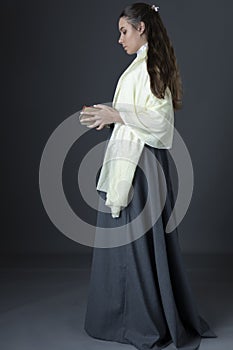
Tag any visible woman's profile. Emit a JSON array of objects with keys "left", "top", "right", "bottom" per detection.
[{"left": 81, "top": 3, "right": 217, "bottom": 349}]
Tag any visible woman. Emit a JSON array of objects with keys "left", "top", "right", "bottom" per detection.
[{"left": 82, "top": 3, "right": 217, "bottom": 350}]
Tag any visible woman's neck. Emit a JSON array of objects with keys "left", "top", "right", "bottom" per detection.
[{"left": 136, "top": 42, "right": 148, "bottom": 56}]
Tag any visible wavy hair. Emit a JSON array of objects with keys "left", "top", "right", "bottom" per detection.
[{"left": 119, "top": 2, "right": 183, "bottom": 110}]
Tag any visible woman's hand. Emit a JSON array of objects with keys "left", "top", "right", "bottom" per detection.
[{"left": 80, "top": 104, "right": 124, "bottom": 130}]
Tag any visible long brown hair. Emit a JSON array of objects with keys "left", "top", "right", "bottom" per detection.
[{"left": 119, "top": 2, "right": 183, "bottom": 110}]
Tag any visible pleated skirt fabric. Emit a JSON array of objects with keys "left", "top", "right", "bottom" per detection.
[{"left": 84, "top": 128, "right": 217, "bottom": 350}]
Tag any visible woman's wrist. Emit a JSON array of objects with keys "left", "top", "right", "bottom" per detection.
[{"left": 113, "top": 111, "right": 124, "bottom": 124}]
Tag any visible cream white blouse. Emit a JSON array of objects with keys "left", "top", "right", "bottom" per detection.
[{"left": 96, "top": 42, "right": 174, "bottom": 218}]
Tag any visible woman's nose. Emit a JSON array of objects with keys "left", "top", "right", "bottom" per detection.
[{"left": 118, "top": 35, "right": 123, "bottom": 44}]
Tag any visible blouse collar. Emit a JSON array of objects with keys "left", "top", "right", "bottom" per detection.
[{"left": 136, "top": 42, "right": 148, "bottom": 57}]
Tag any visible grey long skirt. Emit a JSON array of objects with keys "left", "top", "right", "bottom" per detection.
[{"left": 84, "top": 128, "right": 217, "bottom": 350}]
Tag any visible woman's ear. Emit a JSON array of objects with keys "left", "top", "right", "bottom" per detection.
[{"left": 138, "top": 21, "right": 146, "bottom": 35}]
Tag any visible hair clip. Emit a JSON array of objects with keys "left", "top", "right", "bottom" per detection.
[{"left": 151, "top": 4, "right": 159, "bottom": 12}]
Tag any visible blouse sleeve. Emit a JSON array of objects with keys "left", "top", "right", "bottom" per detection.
[{"left": 115, "top": 67, "right": 174, "bottom": 149}]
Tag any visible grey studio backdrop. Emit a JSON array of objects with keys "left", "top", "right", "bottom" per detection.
[{"left": 1, "top": 0, "right": 233, "bottom": 266}]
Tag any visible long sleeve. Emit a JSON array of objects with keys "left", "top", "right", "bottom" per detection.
[
  {"left": 112, "top": 58, "right": 174, "bottom": 149},
  {"left": 96, "top": 125, "right": 145, "bottom": 218}
]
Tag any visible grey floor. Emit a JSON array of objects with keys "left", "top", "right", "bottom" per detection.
[{"left": 0, "top": 254, "right": 232, "bottom": 350}]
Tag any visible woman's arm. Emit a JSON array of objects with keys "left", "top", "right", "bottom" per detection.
[
  {"left": 115, "top": 87, "right": 174, "bottom": 148},
  {"left": 112, "top": 110, "right": 125, "bottom": 124},
  {"left": 112, "top": 62, "right": 174, "bottom": 148}
]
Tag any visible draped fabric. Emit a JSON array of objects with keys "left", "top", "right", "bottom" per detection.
[
  {"left": 84, "top": 137, "right": 217, "bottom": 350},
  {"left": 96, "top": 42, "right": 174, "bottom": 218},
  {"left": 84, "top": 42, "right": 217, "bottom": 349}
]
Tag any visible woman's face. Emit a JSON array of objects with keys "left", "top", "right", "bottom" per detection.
[{"left": 118, "top": 17, "right": 146, "bottom": 55}]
